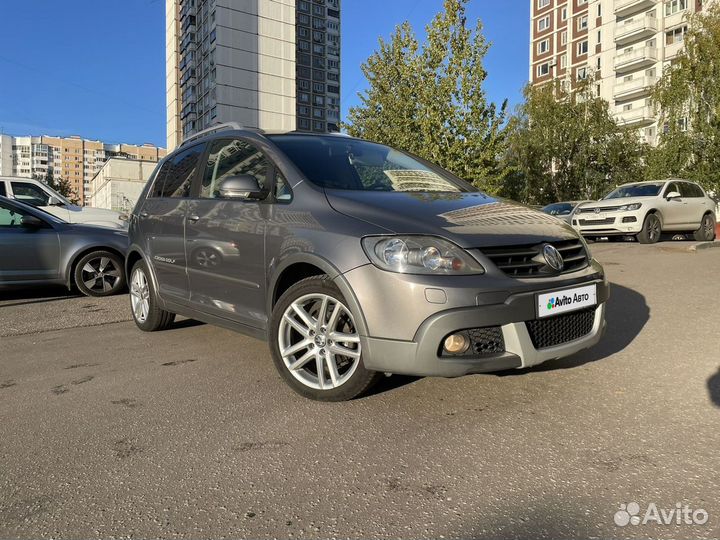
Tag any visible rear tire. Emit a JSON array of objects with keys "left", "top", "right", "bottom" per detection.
[
  {"left": 693, "top": 213, "right": 716, "bottom": 242},
  {"left": 269, "top": 276, "right": 381, "bottom": 401},
  {"left": 129, "top": 260, "right": 176, "bottom": 332},
  {"left": 74, "top": 250, "right": 126, "bottom": 297},
  {"left": 636, "top": 213, "right": 661, "bottom": 244}
]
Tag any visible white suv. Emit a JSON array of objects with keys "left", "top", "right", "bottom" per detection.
[
  {"left": 573, "top": 180, "right": 716, "bottom": 244},
  {"left": 0, "top": 176, "right": 126, "bottom": 229}
]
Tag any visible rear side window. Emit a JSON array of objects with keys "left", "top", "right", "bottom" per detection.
[
  {"left": 0, "top": 182, "right": 6, "bottom": 197},
  {"left": 150, "top": 144, "right": 204, "bottom": 198},
  {"left": 683, "top": 182, "right": 704, "bottom": 197},
  {"left": 200, "top": 139, "right": 269, "bottom": 199}
]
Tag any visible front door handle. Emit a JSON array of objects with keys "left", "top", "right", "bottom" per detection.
[
  {"left": 187, "top": 214, "right": 200, "bottom": 223},
  {"left": 139, "top": 211, "right": 149, "bottom": 218}
]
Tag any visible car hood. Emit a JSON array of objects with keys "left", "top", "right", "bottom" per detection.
[
  {"left": 579, "top": 197, "right": 649, "bottom": 210},
  {"left": 64, "top": 206, "right": 126, "bottom": 228},
  {"left": 324, "top": 190, "right": 580, "bottom": 248}
]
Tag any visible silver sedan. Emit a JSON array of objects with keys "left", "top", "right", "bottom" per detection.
[{"left": 0, "top": 195, "right": 128, "bottom": 296}]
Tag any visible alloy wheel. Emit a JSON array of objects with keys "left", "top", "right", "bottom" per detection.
[
  {"left": 647, "top": 215, "right": 661, "bottom": 242},
  {"left": 703, "top": 215, "right": 714, "bottom": 239},
  {"left": 130, "top": 267, "right": 151, "bottom": 323},
  {"left": 278, "top": 293, "right": 361, "bottom": 390},
  {"left": 80, "top": 256, "right": 122, "bottom": 294}
]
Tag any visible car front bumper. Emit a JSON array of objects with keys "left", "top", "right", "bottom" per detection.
[
  {"left": 572, "top": 209, "right": 645, "bottom": 236},
  {"left": 340, "top": 262, "right": 609, "bottom": 377}
]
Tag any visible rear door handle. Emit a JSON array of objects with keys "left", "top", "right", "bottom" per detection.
[
  {"left": 139, "top": 211, "right": 149, "bottom": 218},
  {"left": 187, "top": 214, "right": 200, "bottom": 223}
]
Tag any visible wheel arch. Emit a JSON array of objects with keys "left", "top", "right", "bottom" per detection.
[
  {"left": 66, "top": 245, "right": 126, "bottom": 289},
  {"left": 268, "top": 254, "right": 369, "bottom": 337}
]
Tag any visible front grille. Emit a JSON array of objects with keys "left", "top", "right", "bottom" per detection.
[
  {"left": 479, "top": 239, "right": 589, "bottom": 278},
  {"left": 441, "top": 326, "right": 505, "bottom": 357},
  {"left": 576, "top": 205, "right": 621, "bottom": 214},
  {"left": 525, "top": 308, "right": 595, "bottom": 349},
  {"left": 578, "top": 217, "right": 616, "bottom": 225}
]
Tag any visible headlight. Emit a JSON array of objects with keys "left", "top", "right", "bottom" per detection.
[
  {"left": 618, "top": 203, "right": 642, "bottom": 211},
  {"left": 579, "top": 235, "right": 592, "bottom": 259},
  {"left": 361, "top": 236, "right": 485, "bottom": 275}
]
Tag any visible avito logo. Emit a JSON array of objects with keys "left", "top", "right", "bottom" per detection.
[{"left": 547, "top": 292, "right": 591, "bottom": 311}]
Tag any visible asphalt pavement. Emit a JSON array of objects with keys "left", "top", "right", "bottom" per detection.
[{"left": 1, "top": 242, "right": 719, "bottom": 539}]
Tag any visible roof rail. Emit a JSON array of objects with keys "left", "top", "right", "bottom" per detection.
[{"left": 179, "top": 122, "right": 245, "bottom": 148}]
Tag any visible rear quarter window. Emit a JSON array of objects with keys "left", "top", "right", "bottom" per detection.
[{"left": 149, "top": 143, "right": 205, "bottom": 198}]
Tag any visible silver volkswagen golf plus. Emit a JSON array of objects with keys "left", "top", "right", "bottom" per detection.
[{"left": 127, "top": 124, "right": 608, "bottom": 401}]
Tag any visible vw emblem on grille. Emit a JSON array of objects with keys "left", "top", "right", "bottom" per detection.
[
  {"left": 542, "top": 244, "right": 564, "bottom": 272},
  {"left": 594, "top": 207, "right": 601, "bottom": 214}
]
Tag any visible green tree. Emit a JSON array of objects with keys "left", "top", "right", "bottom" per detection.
[
  {"left": 34, "top": 169, "right": 79, "bottom": 204},
  {"left": 502, "top": 79, "right": 644, "bottom": 205},
  {"left": 345, "top": 0, "right": 508, "bottom": 192},
  {"left": 650, "top": 4, "right": 720, "bottom": 194}
]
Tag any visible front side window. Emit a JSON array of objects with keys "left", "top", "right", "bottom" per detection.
[
  {"left": 268, "top": 135, "right": 473, "bottom": 193},
  {"left": 11, "top": 182, "right": 50, "bottom": 206},
  {"left": 201, "top": 139, "right": 270, "bottom": 199},
  {"left": 0, "top": 201, "right": 34, "bottom": 228},
  {"left": 0, "top": 182, "right": 6, "bottom": 197},
  {"left": 151, "top": 144, "right": 204, "bottom": 198}
]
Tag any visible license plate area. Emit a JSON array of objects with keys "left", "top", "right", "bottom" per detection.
[{"left": 537, "top": 284, "right": 597, "bottom": 318}]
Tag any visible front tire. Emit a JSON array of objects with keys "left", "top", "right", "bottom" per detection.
[
  {"left": 693, "top": 213, "right": 716, "bottom": 242},
  {"left": 74, "top": 250, "right": 126, "bottom": 297},
  {"left": 636, "top": 213, "right": 661, "bottom": 244},
  {"left": 269, "top": 276, "right": 381, "bottom": 401},
  {"left": 129, "top": 260, "right": 176, "bottom": 332}
]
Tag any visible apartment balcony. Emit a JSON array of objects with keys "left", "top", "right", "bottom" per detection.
[
  {"left": 614, "top": 46, "right": 658, "bottom": 73},
  {"left": 615, "top": 15, "right": 658, "bottom": 46},
  {"left": 665, "top": 40, "right": 685, "bottom": 59},
  {"left": 613, "top": 75, "right": 658, "bottom": 101},
  {"left": 614, "top": 0, "right": 658, "bottom": 17},
  {"left": 615, "top": 106, "right": 656, "bottom": 127}
]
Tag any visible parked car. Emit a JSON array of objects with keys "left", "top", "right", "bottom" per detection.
[
  {"left": 0, "top": 195, "right": 127, "bottom": 296},
  {"left": 0, "top": 176, "right": 127, "bottom": 229},
  {"left": 572, "top": 180, "right": 716, "bottom": 244},
  {"left": 541, "top": 201, "right": 592, "bottom": 224},
  {"left": 127, "top": 123, "right": 608, "bottom": 401}
]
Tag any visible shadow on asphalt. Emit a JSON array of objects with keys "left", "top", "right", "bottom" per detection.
[
  {"left": 501, "top": 282, "right": 649, "bottom": 375},
  {"left": 166, "top": 318, "right": 206, "bottom": 331},
  {"left": 0, "top": 285, "right": 80, "bottom": 305},
  {"left": 707, "top": 369, "right": 720, "bottom": 408}
]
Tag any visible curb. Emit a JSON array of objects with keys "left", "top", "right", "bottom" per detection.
[{"left": 690, "top": 241, "right": 720, "bottom": 252}]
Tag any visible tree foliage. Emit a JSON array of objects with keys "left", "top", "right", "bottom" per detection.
[
  {"left": 345, "top": 0, "right": 508, "bottom": 192},
  {"left": 34, "top": 169, "right": 79, "bottom": 204},
  {"left": 502, "top": 79, "right": 644, "bottom": 205},
  {"left": 650, "top": 3, "right": 720, "bottom": 194}
]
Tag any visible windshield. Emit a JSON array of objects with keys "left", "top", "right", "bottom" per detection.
[
  {"left": 542, "top": 202, "right": 575, "bottom": 216},
  {"left": 604, "top": 183, "right": 664, "bottom": 199},
  {"left": 268, "top": 135, "right": 473, "bottom": 192}
]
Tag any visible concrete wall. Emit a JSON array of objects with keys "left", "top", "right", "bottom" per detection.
[{"left": 88, "top": 158, "right": 158, "bottom": 212}]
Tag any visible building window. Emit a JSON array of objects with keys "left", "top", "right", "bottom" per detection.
[
  {"left": 538, "top": 15, "right": 550, "bottom": 31},
  {"left": 313, "top": 82, "right": 325, "bottom": 93},
  {"left": 666, "top": 26, "right": 687, "bottom": 44},
  {"left": 561, "top": 30, "right": 568, "bottom": 45},
  {"left": 578, "top": 0, "right": 588, "bottom": 5},
  {"left": 597, "top": 4, "right": 602, "bottom": 17},
  {"left": 665, "top": 0, "right": 688, "bottom": 15},
  {"left": 578, "top": 15, "right": 588, "bottom": 31},
  {"left": 561, "top": 7, "right": 568, "bottom": 20},
  {"left": 560, "top": 54, "right": 567, "bottom": 68},
  {"left": 597, "top": 30, "right": 602, "bottom": 43},
  {"left": 537, "top": 0, "right": 550, "bottom": 8},
  {"left": 537, "top": 62, "right": 551, "bottom": 77},
  {"left": 577, "top": 67, "right": 588, "bottom": 80},
  {"left": 537, "top": 39, "right": 550, "bottom": 54},
  {"left": 298, "top": 0, "right": 310, "bottom": 12},
  {"left": 577, "top": 40, "right": 588, "bottom": 55}
]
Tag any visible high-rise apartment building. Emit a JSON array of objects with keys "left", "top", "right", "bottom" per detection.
[
  {"left": 166, "top": 0, "right": 341, "bottom": 150},
  {"left": 0, "top": 134, "right": 166, "bottom": 204},
  {"left": 530, "top": 0, "right": 712, "bottom": 145}
]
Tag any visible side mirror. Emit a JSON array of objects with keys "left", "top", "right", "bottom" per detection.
[
  {"left": 217, "top": 175, "right": 264, "bottom": 200},
  {"left": 47, "top": 195, "right": 63, "bottom": 206},
  {"left": 21, "top": 215, "right": 45, "bottom": 228},
  {"left": 666, "top": 191, "right": 681, "bottom": 200}
]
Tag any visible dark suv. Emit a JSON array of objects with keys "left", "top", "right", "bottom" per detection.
[{"left": 127, "top": 123, "right": 608, "bottom": 401}]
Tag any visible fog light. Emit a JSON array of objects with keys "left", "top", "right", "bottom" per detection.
[{"left": 443, "top": 333, "right": 470, "bottom": 354}]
